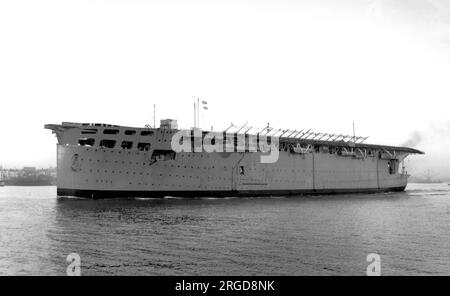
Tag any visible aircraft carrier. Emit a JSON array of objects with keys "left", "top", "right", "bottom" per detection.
[{"left": 45, "top": 119, "right": 423, "bottom": 199}]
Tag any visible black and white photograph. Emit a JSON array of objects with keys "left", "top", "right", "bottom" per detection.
[{"left": 1, "top": 0, "right": 449, "bottom": 283}]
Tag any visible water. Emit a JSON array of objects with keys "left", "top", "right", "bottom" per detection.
[{"left": 0, "top": 184, "right": 449, "bottom": 275}]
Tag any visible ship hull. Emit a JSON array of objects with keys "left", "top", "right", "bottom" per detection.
[
  {"left": 57, "top": 186, "right": 406, "bottom": 199},
  {"left": 55, "top": 143, "right": 408, "bottom": 199}
]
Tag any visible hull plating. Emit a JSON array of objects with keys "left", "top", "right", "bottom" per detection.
[{"left": 56, "top": 144, "right": 408, "bottom": 198}]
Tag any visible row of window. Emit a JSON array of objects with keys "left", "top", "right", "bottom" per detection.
[
  {"left": 78, "top": 138, "right": 151, "bottom": 151},
  {"left": 81, "top": 129, "right": 155, "bottom": 136},
  {"left": 78, "top": 137, "right": 384, "bottom": 161}
]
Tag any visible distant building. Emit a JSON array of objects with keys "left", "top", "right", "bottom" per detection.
[{"left": 1, "top": 167, "right": 56, "bottom": 186}]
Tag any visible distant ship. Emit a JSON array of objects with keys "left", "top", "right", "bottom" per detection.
[{"left": 45, "top": 120, "right": 424, "bottom": 199}]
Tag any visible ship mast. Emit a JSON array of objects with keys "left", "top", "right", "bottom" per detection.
[
  {"left": 194, "top": 100, "right": 196, "bottom": 128},
  {"left": 353, "top": 122, "right": 356, "bottom": 144},
  {"left": 197, "top": 97, "right": 200, "bottom": 128},
  {"left": 193, "top": 97, "right": 208, "bottom": 129}
]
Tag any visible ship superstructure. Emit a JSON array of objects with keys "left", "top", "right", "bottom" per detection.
[{"left": 45, "top": 120, "right": 423, "bottom": 198}]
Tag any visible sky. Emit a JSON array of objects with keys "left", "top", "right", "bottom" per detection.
[{"left": 1, "top": 0, "right": 449, "bottom": 178}]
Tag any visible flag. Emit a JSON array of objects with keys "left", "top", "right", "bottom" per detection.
[
  {"left": 202, "top": 100, "right": 207, "bottom": 105},
  {"left": 203, "top": 106, "right": 208, "bottom": 110}
]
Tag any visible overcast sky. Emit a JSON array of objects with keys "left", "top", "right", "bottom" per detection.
[{"left": 1, "top": 0, "right": 449, "bottom": 178}]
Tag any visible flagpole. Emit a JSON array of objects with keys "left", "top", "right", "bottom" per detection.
[
  {"left": 353, "top": 122, "right": 356, "bottom": 144},
  {"left": 197, "top": 97, "right": 200, "bottom": 129},
  {"left": 194, "top": 101, "right": 196, "bottom": 128}
]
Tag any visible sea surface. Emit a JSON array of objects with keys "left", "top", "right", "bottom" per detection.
[{"left": 0, "top": 183, "right": 449, "bottom": 276}]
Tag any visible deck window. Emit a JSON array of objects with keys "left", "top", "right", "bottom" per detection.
[
  {"left": 151, "top": 149, "right": 176, "bottom": 161},
  {"left": 388, "top": 159, "right": 399, "bottom": 175},
  {"left": 78, "top": 138, "right": 95, "bottom": 146},
  {"left": 81, "top": 129, "right": 97, "bottom": 134},
  {"left": 125, "top": 130, "right": 136, "bottom": 135},
  {"left": 137, "top": 143, "right": 151, "bottom": 151},
  {"left": 121, "top": 141, "right": 133, "bottom": 149},
  {"left": 103, "top": 129, "right": 119, "bottom": 135},
  {"left": 239, "top": 166, "right": 245, "bottom": 175},
  {"left": 141, "top": 130, "right": 154, "bottom": 136},
  {"left": 99, "top": 140, "right": 116, "bottom": 148}
]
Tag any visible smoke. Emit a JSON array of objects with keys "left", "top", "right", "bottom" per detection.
[
  {"left": 402, "top": 121, "right": 450, "bottom": 179},
  {"left": 402, "top": 131, "right": 423, "bottom": 147}
]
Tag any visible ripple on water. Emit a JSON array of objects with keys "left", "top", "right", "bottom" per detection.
[{"left": 0, "top": 184, "right": 449, "bottom": 275}]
